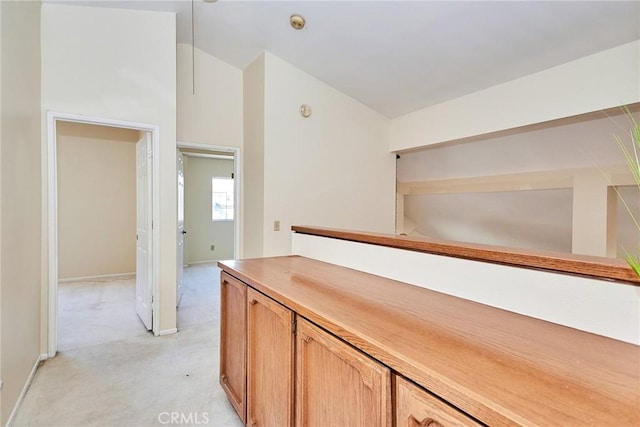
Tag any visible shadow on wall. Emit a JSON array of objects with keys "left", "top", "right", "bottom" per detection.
[
  {"left": 397, "top": 106, "right": 640, "bottom": 258},
  {"left": 404, "top": 189, "right": 574, "bottom": 253}
]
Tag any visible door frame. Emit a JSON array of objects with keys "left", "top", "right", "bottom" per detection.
[
  {"left": 46, "top": 111, "right": 161, "bottom": 357},
  {"left": 177, "top": 141, "right": 242, "bottom": 260}
]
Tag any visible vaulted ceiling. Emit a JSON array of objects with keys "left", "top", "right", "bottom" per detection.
[{"left": 46, "top": 1, "right": 640, "bottom": 118}]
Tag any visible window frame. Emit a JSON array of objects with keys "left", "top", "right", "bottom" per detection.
[{"left": 212, "top": 176, "right": 234, "bottom": 222}]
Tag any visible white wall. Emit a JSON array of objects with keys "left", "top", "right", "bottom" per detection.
[
  {"left": 398, "top": 108, "right": 640, "bottom": 256},
  {"left": 397, "top": 108, "right": 640, "bottom": 181},
  {"left": 405, "top": 189, "right": 575, "bottom": 253},
  {"left": 0, "top": 1, "right": 42, "bottom": 424},
  {"left": 176, "top": 44, "right": 244, "bottom": 258},
  {"left": 242, "top": 54, "right": 265, "bottom": 259},
  {"left": 177, "top": 44, "right": 243, "bottom": 148},
  {"left": 391, "top": 41, "right": 640, "bottom": 151},
  {"left": 184, "top": 156, "right": 235, "bottom": 263},
  {"left": 56, "top": 122, "right": 137, "bottom": 280},
  {"left": 259, "top": 52, "right": 396, "bottom": 256},
  {"left": 617, "top": 185, "right": 640, "bottom": 256},
  {"left": 42, "top": 3, "right": 177, "bottom": 333},
  {"left": 292, "top": 233, "right": 640, "bottom": 345}
]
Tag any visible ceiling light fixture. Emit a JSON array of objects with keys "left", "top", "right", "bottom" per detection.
[
  {"left": 290, "top": 14, "right": 305, "bottom": 30},
  {"left": 202, "top": 0, "right": 218, "bottom": 3}
]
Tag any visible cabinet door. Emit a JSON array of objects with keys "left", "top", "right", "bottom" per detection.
[
  {"left": 296, "top": 318, "right": 391, "bottom": 427},
  {"left": 247, "top": 288, "right": 295, "bottom": 427},
  {"left": 395, "top": 376, "right": 481, "bottom": 427},
  {"left": 219, "top": 272, "right": 247, "bottom": 423}
]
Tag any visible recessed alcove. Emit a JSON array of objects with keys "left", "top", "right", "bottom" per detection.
[{"left": 397, "top": 104, "right": 640, "bottom": 259}]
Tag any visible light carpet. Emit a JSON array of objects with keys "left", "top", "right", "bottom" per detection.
[{"left": 13, "top": 264, "right": 243, "bottom": 427}]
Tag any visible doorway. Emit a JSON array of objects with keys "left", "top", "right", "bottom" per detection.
[
  {"left": 47, "top": 112, "right": 160, "bottom": 357},
  {"left": 176, "top": 142, "right": 240, "bottom": 322}
]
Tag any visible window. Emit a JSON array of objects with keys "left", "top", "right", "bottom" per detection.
[{"left": 212, "top": 177, "right": 234, "bottom": 221}]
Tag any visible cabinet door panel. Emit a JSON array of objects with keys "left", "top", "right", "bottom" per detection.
[
  {"left": 219, "top": 272, "right": 247, "bottom": 423},
  {"left": 296, "top": 318, "right": 391, "bottom": 427},
  {"left": 247, "top": 288, "right": 294, "bottom": 427},
  {"left": 395, "top": 376, "right": 481, "bottom": 427}
]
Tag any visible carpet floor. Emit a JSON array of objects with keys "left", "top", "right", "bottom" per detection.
[{"left": 13, "top": 264, "right": 243, "bottom": 427}]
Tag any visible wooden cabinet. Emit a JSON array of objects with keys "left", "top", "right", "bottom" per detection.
[
  {"left": 395, "top": 376, "right": 480, "bottom": 427},
  {"left": 219, "top": 272, "right": 247, "bottom": 423},
  {"left": 296, "top": 318, "right": 391, "bottom": 427},
  {"left": 219, "top": 256, "right": 639, "bottom": 426},
  {"left": 247, "top": 288, "right": 295, "bottom": 426}
]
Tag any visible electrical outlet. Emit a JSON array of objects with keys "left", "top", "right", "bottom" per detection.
[
  {"left": 210, "top": 245, "right": 215, "bottom": 251},
  {"left": 274, "top": 220, "right": 280, "bottom": 231}
]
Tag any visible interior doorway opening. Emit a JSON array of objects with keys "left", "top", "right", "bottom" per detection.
[
  {"left": 47, "top": 112, "right": 161, "bottom": 357},
  {"left": 176, "top": 142, "right": 240, "bottom": 322},
  {"left": 55, "top": 122, "right": 147, "bottom": 351}
]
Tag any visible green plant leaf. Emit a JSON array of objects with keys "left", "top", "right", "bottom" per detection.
[
  {"left": 615, "top": 106, "right": 640, "bottom": 278},
  {"left": 616, "top": 133, "right": 640, "bottom": 187},
  {"left": 624, "top": 249, "right": 640, "bottom": 277}
]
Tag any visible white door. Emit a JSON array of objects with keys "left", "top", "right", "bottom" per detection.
[
  {"left": 177, "top": 150, "right": 185, "bottom": 307},
  {"left": 136, "top": 133, "right": 153, "bottom": 330}
]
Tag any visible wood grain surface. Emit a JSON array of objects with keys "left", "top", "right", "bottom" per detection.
[
  {"left": 395, "top": 375, "right": 481, "bottom": 427},
  {"left": 296, "top": 317, "right": 392, "bottom": 426},
  {"left": 219, "top": 256, "right": 640, "bottom": 426},
  {"left": 219, "top": 272, "right": 247, "bottom": 423},
  {"left": 246, "top": 288, "right": 295, "bottom": 426},
  {"left": 292, "top": 225, "right": 640, "bottom": 285}
]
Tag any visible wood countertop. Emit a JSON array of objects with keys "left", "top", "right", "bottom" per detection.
[{"left": 218, "top": 255, "right": 640, "bottom": 426}]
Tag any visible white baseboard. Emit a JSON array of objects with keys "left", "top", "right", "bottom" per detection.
[
  {"left": 186, "top": 260, "right": 218, "bottom": 266},
  {"left": 6, "top": 353, "right": 48, "bottom": 427},
  {"left": 59, "top": 272, "right": 136, "bottom": 283},
  {"left": 158, "top": 328, "right": 178, "bottom": 336}
]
